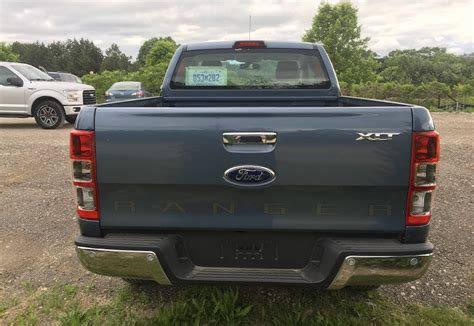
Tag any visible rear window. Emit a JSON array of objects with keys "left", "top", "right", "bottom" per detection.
[
  {"left": 110, "top": 82, "right": 140, "bottom": 90},
  {"left": 170, "top": 48, "right": 330, "bottom": 89}
]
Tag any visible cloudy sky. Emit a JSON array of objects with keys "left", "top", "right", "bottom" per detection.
[{"left": 0, "top": 0, "right": 472, "bottom": 58}]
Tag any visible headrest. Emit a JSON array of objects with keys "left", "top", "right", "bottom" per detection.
[{"left": 275, "top": 61, "right": 299, "bottom": 80}]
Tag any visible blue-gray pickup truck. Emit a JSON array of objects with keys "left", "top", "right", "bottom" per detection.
[{"left": 70, "top": 40, "right": 439, "bottom": 289}]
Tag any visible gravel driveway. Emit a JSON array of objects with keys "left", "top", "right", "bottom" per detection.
[{"left": 0, "top": 113, "right": 472, "bottom": 308}]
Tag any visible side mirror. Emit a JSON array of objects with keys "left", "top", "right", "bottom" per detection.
[{"left": 7, "top": 76, "right": 23, "bottom": 87}]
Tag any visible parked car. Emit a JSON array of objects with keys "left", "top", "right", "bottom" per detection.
[
  {"left": 72, "top": 41, "right": 438, "bottom": 289},
  {"left": 48, "top": 71, "right": 82, "bottom": 84},
  {"left": 105, "top": 81, "right": 151, "bottom": 102},
  {"left": 0, "top": 62, "right": 96, "bottom": 128}
]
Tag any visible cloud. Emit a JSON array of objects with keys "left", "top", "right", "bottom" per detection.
[
  {"left": 355, "top": 0, "right": 474, "bottom": 55},
  {"left": 0, "top": 0, "right": 472, "bottom": 58}
]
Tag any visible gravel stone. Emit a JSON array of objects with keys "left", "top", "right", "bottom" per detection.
[{"left": 0, "top": 113, "right": 472, "bottom": 308}]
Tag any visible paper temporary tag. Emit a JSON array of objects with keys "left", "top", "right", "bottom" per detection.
[{"left": 185, "top": 66, "right": 227, "bottom": 86}]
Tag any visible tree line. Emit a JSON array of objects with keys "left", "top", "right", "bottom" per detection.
[
  {"left": 0, "top": 37, "right": 176, "bottom": 77},
  {"left": 0, "top": 2, "right": 472, "bottom": 107}
]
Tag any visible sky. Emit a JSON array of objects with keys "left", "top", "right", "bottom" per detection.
[{"left": 0, "top": 0, "right": 472, "bottom": 58}]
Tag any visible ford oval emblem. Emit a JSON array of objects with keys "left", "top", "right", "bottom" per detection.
[{"left": 224, "top": 165, "right": 276, "bottom": 186}]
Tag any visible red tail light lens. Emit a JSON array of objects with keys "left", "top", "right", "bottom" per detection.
[
  {"left": 70, "top": 130, "right": 94, "bottom": 159},
  {"left": 233, "top": 41, "right": 266, "bottom": 49},
  {"left": 132, "top": 90, "right": 145, "bottom": 97},
  {"left": 413, "top": 131, "right": 440, "bottom": 162},
  {"left": 70, "top": 130, "right": 99, "bottom": 220},
  {"left": 407, "top": 131, "right": 440, "bottom": 226}
]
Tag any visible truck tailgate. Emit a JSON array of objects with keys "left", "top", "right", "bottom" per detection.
[{"left": 95, "top": 106, "right": 412, "bottom": 232}]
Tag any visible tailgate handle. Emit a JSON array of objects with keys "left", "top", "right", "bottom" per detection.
[{"left": 223, "top": 132, "right": 277, "bottom": 145}]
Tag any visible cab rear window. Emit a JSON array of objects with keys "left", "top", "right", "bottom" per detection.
[{"left": 170, "top": 48, "right": 331, "bottom": 89}]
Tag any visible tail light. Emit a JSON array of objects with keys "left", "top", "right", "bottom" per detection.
[
  {"left": 233, "top": 41, "right": 266, "bottom": 49},
  {"left": 70, "top": 130, "right": 99, "bottom": 220},
  {"left": 132, "top": 90, "right": 145, "bottom": 97},
  {"left": 406, "top": 131, "right": 440, "bottom": 225}
]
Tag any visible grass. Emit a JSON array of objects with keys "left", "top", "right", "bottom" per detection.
[
  {"left": 429, "top": 107, "right": 474, "bottom": 113},
  {"left": 1, "top": 283, "right": 472, "bottom": 325}
]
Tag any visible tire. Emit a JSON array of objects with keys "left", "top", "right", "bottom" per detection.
[
  {"left": 34, "top": 100, "right": 65, "bottom": 129},
  {"left": 65, "top": 115, "right": 77, "bottom": 124}
]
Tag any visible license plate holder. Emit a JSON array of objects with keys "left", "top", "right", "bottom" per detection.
[{"left": 219, "top": 240, "right": 278, "bottom": 264}]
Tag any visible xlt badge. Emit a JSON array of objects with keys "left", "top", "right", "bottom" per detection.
[
  {"left": 356, "top": 132, "right": 400, "bottom": 141},
  {"left": 224, "top": 165, "right": 275, "bottom": 186}
]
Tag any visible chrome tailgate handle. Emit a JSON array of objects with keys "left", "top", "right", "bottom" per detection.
[{"left": 223, "top": 132, "right": 277, "bottom": 145}]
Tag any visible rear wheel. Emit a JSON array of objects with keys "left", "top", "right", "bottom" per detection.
[
  {"left": 65, "top": 115, "right": 77, "bottom": 124},
  {"left": 34, "top": 100, "right": 65, "bottom": 129}
]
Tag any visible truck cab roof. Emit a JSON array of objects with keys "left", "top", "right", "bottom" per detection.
[{"left": 183, "top": 40, "right": 318, "bottom": 51}]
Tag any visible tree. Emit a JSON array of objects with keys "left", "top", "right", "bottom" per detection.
[
  {"left": 136, "top": 36, "right": 175, "bottom": 67},
  {"left": 303, "top": 1, "right": 378, "bottom": 84},
  {"left": 145, "top": 38, "right": 177, "bottom": 66},
  {"left": 140, "top": 38, "right": 178, "bottom": 94},
  {"left": 101, "top": 43, "right": 131, "bottom": 72},
  {"left": 11, "top": 39, "right": 103, "bottom": 75},
  {"left": 0, "top": 42, "right": 19, "bottom": 61},
  {"left": 65, "top": 39, "right": 103, "bottom": 76},
  {"left": 11, "top": 41, "right": 49, "bottom": 67},
  {"left": 47, "top": 41, "right": 69, "bottom": 71},
  {"left": 380, "top": 47, "right": 470, "bottom": 86},
  {"left": 137, "top": 37, "right": 159, "bottom": 67}
]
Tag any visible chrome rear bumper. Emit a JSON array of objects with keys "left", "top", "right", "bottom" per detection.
[
  {"left": 327, "top": 254, "right": 433, "bottom": 289},
  {"left": 76, "top": 246, "right": 432, "bottom": 288},
  {"left": 76, "top": 247, "right": 171, "bottom": 285}
]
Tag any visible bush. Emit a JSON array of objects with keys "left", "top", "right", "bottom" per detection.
[
  {"left": 81, "top": 66, "right": 168, "bottom": 103},
  {"left": 81, "top": 70, "right": 131, "bottom": 103},
  {"left": 0, "top": 42, "right": 19, "bottom": 62},
  {"left": 342, "top": 81, "right": 473, "bottom": 109}
]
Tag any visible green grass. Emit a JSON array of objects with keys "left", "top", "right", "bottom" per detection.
[{"left": 1, "top": 283, "right": 472, "bottom": 325}]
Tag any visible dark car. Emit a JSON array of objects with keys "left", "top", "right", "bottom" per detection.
[
  {"left": 48, "top": 72, "right": 82, "bottom": 83},
  {"left": 105, "top": 81, "right": 151, "bottom": 102}
]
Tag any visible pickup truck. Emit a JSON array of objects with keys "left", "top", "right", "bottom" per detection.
[
  {"left": 71, "top": 41, "right": 439, "bottom": 289},
  {"left": 0, "top": 62, "right": 96, "bottom": 128}
]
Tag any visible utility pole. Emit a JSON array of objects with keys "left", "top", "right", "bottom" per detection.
[{"left": 249, "top": 15, "right": 252, "bottom": 39}]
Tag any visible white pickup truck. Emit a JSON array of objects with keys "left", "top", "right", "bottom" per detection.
[{"left": 0, "top": 62, "right": 96, "bottom": 129}]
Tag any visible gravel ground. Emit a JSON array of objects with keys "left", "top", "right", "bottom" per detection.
[{"left": 0, "top": 113, "right": 472, "bottom": 308}]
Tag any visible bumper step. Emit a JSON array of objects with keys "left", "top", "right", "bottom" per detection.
[{"left": 189, "top": 267, "right": 309, "bottom": 283}]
